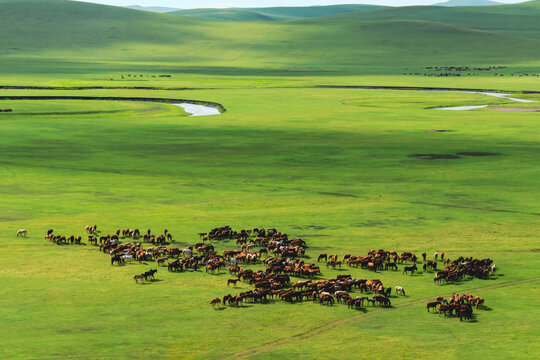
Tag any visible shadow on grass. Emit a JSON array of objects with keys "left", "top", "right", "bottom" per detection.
[
  {"left": 461, "top": 314, "right": 479, "bottom": 323},
  {"left": 135, "top": 279, "right": 163, "bottom": 285},
  {"left": 205, "top": 271, "right": 228, "bottom": 276},
  {"left": 228, "top": 304, "right": 254, "bottom": 309},
  {"left": 349, "top": 307, "right": 368, "bottom": 313}
]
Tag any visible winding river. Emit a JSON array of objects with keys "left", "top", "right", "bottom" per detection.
[
  {"left": 436, "top": 91, "right": 536, "bottom": 110},
  {"left": 173, "top": 103, "right": 221, "bottom": 116}
]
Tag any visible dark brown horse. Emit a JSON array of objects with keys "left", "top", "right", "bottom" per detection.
[
  {"left": 427, "top": 301, "right": 441, "bottom": 312},
  {"left": 111, "top": 255, "right": 124, "bottom": 265},
  {"left": 403, "top": 264, "right": 417, "bottom": 275}
]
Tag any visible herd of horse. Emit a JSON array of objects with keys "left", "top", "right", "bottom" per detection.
[
  {"left": 32, "top": 224, "right": 493, "bottom": 320},
  {"left": 433, "top": 257, "right": 496, "bottom": 284},
  {"left": 427, "top": 293, "right": 486, "bottom": 321},
  {"left": 44, "top": 229, "right": 82, "bottom": 245},
  {"left": 212, "top": 275, "right": 402, "bottom": 309},
  {"left": 87, "top": 227, "right": 172, "bottom": 246}
]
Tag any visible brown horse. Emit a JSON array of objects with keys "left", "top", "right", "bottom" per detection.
[
  {"left": 438, "top": 304, "right": 450, "bottom": 316},
  {"left": 474, "top": 297, "right": 485, "bottom": 309},
  {"left": 317, "top": 253, "right": 327, "bottom": 262},
  {"left": 210, "top": 298, "right": 221, "bottom": 308},
  {"left": 319, "top": 294, "right": 334, "bottom": 306},
  {"left": 111, "top": 255, "right": 124, "bottom": 265},
  {"left": 133, "top": 274, "right": 145, "bottom": 283},
  {"left": 403, "top": 264, "right": 417, "bottom": 275},
  {"left": 427, "top": 301, "right": 441, "bottom": 312},
  {"left": 227, "top": 279, "right": 240, "bottom": 287}
]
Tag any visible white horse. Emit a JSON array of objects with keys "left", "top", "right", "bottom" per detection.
[
  {"left": 16, "top": 229, "right": 27, "bottom": 237},
  {"left": 121, "top": 255, "right": 133, "bottom": 262},
  {"left": 183, "top": 248, "right": 192, "bottom": 258},
  {"left": 395, "top": 286, "right": 406, "bottom": 296},
  {"left": 491, "top": 264, "right": 497, "bottom": 275}
]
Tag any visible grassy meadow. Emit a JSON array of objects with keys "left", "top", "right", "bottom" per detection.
[{"left": 0, "top": 0, "right": 539, "bottom": 359}]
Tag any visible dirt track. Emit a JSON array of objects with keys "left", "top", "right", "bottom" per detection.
[{"left": 222, "top": 276, "right": 540, "bottom": 360}]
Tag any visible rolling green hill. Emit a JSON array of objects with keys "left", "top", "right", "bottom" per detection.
[
  {"left": 0, "top": 0, "right": 539, "bottom": 75},
  {"left": 318, "top": 0, "right": 540, "bottom": 38},
  {"left": 171, "top": 4, "right": 386, "bottom": 21},
  {"left": 125, "top": 5, "right": 182, "bottom": 13},
  {"left": 434, "top": 0, "right": 502, "bottom": 6}
]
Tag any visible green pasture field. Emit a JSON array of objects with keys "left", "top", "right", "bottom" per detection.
[
  {"left": 0, "top": 0, "right": 539, "bottom": 359},
  {"left": 0, "top": 84, "right": 538, "bottom": 360}
]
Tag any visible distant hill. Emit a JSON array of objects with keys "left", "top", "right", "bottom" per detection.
[
  {"left": 434, "top": 0, "right": 502, "bottom": 6},
  {"left": 0, "top": 0, "right": 539, "bottom": 74},
  {"left": 125, "top": 5, "right": 181, "bottom": 13},
  {"left": 310, "top": 1, "right": 540, "bottom": 38},
  {"left": 171, "top": 4, "right": 387, "bottom": 21}
]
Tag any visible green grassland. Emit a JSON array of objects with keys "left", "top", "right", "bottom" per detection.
[{"left": 0, "top": 0, "right": 539, "bottom": 359}]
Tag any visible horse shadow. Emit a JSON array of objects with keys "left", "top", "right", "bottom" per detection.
[
  {"left": 257, "top": 300, "right": 278, "bottom": 305},
  {"left": 403, "top": 273, "right": 421, "bottom": 277},
  {"left": 232, "top": 304, "right": 253, "bottom": 308},
  {"left": 213, "top": 307, "right": 226, "bottom": 311},
  {"left": 137, "top": 279, "right": 163, "bottom": 285},
  {"left": 206, "top": 272, "right": 227, "bottom": 276},
  {"left": 462, "top": 314, "right": 479, "bottom": 323},
  {"left": 438, "top": 279, "right": 465, "bottom": 286}
]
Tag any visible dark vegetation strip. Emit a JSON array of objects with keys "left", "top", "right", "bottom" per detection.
[
  {"left": 224, "top": 277, "right": 540, "bottom": 360},
  {"left": 315, "top": 85, "right": 540, "bottom": 94},
  {"left": 0, "top": 85, "right": 538, "bottom": 94},
  {"left": 0, "top": 96, "right": 227, "bottom": 113},
  {"left": 1, "top": 110, "right": 127, "bottom": 116},
  {"left": 0, "top": 86, "right": 203, "bottom": 91},
  {"left": 410, "top": 201, "right": 540, "bottom": 217}
]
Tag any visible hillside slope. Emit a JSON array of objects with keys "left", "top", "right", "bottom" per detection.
[
  {"left": 317, "top": 1, "right": 540, "bottom": 38},
  {"left": 125, "top": 5, "right": 181, "bottom": 13},
  {"left": 171, "top": 4, "right": 386, "bottom": 21},
  {"left": 434, "top": 0, "right": 502, "bottom": 6},
  {"left": 0, "top": 0, "right": 538, "bottom": 74}
]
